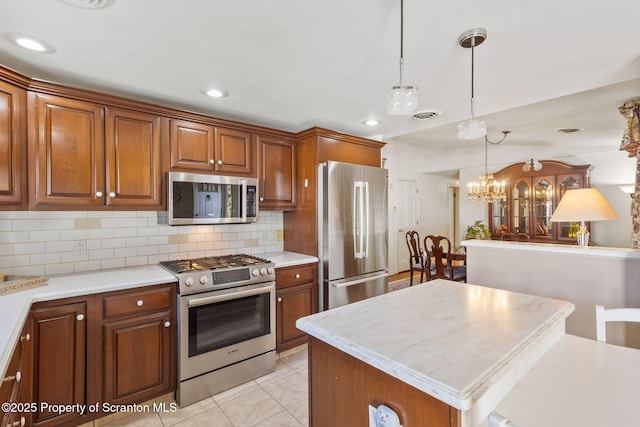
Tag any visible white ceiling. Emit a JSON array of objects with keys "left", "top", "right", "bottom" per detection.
[{"left": 0, "top": 0, "right": 639, "bottom": 160}]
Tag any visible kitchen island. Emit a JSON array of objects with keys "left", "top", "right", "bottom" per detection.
[{"left": 296, "top": 279, "right": 574, "bottom": 427}]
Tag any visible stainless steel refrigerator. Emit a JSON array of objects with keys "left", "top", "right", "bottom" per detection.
[{"left": 318, "top": 161, "right": 388, "bottom": 310}]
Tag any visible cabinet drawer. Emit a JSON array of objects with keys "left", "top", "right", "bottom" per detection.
[
  {"left": 276, "top": 264, "right": 317, "bottom": 289},
  {"left": 102, "top": 284, "right": 174, "bottom": 320}
]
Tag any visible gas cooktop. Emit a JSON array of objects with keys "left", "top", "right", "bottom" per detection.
[
  {"left": 160, "top": 254, "right": 271, "bottom": 274},
  {"left": 159, "top": 254, "right": 275, "bottom": 294}
]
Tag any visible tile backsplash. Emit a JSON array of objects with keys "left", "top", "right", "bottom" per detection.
[{"left": 0, "top": 210, "right": 284, "bottom": 276}]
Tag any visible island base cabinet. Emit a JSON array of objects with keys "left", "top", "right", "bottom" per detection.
[{"left": 308, "top": 338, "right": 460, "bottom": 427}]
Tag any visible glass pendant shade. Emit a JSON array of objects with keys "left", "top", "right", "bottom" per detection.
[
  {"left": 387, "top": 85, "right": 419, "bottom": 115},
  {"left": 458, "top": 118, "right": 487, "bottom": 139}
]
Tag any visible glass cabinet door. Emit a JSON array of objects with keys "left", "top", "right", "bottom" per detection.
[
  {"left": 558, "top": 176, "right": 582, "bottom": 239},
  {"left": 491, "top": 199, "right": 507, "bottom": 236},
  {"left": 533, "top": 178, "right": 553, "bottom": 237},
  {"left": 513, "top": 180, "right": 530, "bottom": 234}
]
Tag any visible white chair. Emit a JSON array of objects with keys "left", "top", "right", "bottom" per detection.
[{"left": 595, "top": 305, "right": 640, "bottom": 342}]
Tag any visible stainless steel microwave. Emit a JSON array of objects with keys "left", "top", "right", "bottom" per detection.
[{"left": 159, "top": 172, "right": 258, "bottom": 225}]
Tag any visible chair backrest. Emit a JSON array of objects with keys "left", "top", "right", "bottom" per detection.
[
  {"left": 424, "top": 235, "right": 452, "bottom": 280},
  {"left": 595, "top": 304, "right": 640, "bottom": 342},
  {"left": 405, "top": 231, "right": 422, "bottom": 264},
  {"left": 501, "top": 232, "right": 530, "bottom": 242}
]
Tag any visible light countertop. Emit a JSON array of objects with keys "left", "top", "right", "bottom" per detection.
[
  {"left": 296, "top": 279, "right": 574, "bottom": 424},
  {"left": 491, "top": 334, "right": 640, "bottom": 427},
  {"left": 0, "top": 251, "right": 315, "bottom": 381},
  {"left": 0, "top": 265, "right": 176, "bottom": 381},
  {"left": 262, "top": 251, "right": 318, "bottom": 268},
  {"left": 462, "top": 239, "right": 640, "bottom": 259}
]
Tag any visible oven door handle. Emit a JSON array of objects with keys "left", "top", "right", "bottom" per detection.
[{"left": 187, "top": 285, "right": 274, "bottom": 307}]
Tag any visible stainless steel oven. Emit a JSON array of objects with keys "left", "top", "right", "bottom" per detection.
[{"left": 160, "top": 254, "right": 276, "bottom": 407}]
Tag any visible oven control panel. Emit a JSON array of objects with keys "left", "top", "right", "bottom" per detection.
[{"left": 177, "top": 264, "right": 275, "bottom": 295}]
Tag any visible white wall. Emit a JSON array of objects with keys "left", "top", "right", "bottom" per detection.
[{"left": 384, "top": 138, "right": 636, "bottom": 275}]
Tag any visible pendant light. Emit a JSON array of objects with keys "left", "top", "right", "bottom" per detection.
[
  {"left": 387, "top": 0, "right": 418, "bottom": 115},
  {"left": 458, "top": 28, "right": 487, "bottom": 139}
]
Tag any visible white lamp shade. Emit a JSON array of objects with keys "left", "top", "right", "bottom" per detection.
[
  {"left": 387, "top": 86, "right": 419, "bottom": 115},
  {"left": 458, "top": 118, "right": 487, "bottom": 139},
  {"left": 549, "top": 188, "right": 620, "bottom": 222}
]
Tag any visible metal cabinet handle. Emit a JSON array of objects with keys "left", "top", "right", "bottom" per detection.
[
  {"left": 260, "top": 197, "right": 264, "bottom": 202},
  {"left": 76, "top": 314, "right": 84, "bottom": 321},
  {"left": 108, "top": 191, "right": 116, "bottom": 198},
  {"left": 96, "top": 191, "right": 103, "bottom": 197},
  {"left": 209, "top": 159, "right": 215, "bottom": 165},
  {"left": 136, "top": 300, "right": 144, "bottom": 307},
  {"left": 217, "top": 160, "right": 223, "bottom": 165},
  {"left": 277, "top": 297, "right": 282, "bottom": 303},
  {"left": 164, "top": 321, "right": 171, "bottom": 328},
  {"left": 20, "top": 333, "right": 30, "bottom": 342},
  {"left": 295, "top": 274, "right": 301, "bottom": 279}
]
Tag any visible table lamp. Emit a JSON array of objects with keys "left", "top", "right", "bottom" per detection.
[{"left": 549, "top": 188, "right": 619, "bottom": 247}]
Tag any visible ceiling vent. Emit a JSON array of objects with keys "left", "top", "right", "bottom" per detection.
[
  {"left": 411, "top": 109, "right": 442, "bottom": 121},
  {"left": 57, "top": 0, "right": 114, "bottom": 9}
]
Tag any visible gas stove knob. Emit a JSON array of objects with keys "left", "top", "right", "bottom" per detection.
[
  {"left": 252, "top": 269, "right": 260, "bottom": 276},
  {"left": 267, "top": 267, "right": 274, "bottom": 275},
  {"left": 260, "top": 267, "right": 267, "bottom": 276},
  {"left": 185, "top": 277, "right": 195, "bottom": 286},
  {"left": 199, "top": 275, "right": 209, "bottom": 285}
]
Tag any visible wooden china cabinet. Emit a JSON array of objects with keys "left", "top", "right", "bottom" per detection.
[{"left": 488, "top": 160, "right": 591, "bottom": 243}]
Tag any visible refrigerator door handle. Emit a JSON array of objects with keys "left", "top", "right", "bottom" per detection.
[
  {"left": 364, "top": 181, "right": 369, "bottom": 258},
  {"left": 353, "top": 181, "right": 366, "bottom": 259},
  {"left": 331, "top": 272, "right": 389, "bottom": 288}
]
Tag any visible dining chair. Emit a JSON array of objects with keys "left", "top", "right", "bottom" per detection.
[
  {"left": 595, "top": 305, "right": 640, "bottom": 343},
  {"left": 405, "top": 231, "right": 427, "bottom": 286},
  {"left": 424, "top": 235, "right": 466, "bottom": 282},
  {"left": 501, "top": 232, "right": 530, "bottom": 242}
]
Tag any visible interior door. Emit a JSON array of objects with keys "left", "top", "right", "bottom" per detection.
[{"left": 396, "top": 179, "right": 418, "bottom": 273}]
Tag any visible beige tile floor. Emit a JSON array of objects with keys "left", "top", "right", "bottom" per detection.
[{"left": 92, "top": 345, "right": 309, "bottom": 427}]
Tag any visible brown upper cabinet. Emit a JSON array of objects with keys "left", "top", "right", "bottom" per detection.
[
  {"left": 169, "top": 119, "right": 255, "bottom": 177},
  {"left": 283, "top": 127, "right": 385, "bottom": 256},
  {"left": 488, "top": 160, "right": 591, "bottom": 243},
  {"left": 28, "top": 93, "right": 163, "bottom": 210},
  {"left": 257, "top": 135, "right": 297, "bottom": 210},
  {"left": 0, "top": 79, "right": 27, "bottom": 209}
]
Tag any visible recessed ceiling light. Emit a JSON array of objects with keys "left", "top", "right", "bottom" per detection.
[
  {"left": 5, "top": 33, "right": 56, "bottom": 53},
  {"left": 556, "top": 128, "right": 584, "bottom": 133},
  {"left": 204, "top": 88, "right": 228, "bottom": 98},
  {"left": 362, "top": 119, "right": 381, "bottom": 126}
]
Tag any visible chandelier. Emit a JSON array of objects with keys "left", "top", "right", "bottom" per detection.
[
  {"left": 468, "top": 131, "right": 510, "bottom": 202},
  {"left": 387, "top": 0, "right": 419, "bottom": 115}
]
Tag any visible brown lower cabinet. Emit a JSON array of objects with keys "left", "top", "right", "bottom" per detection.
[
  {"left": 1, "top": 282, "right": 176, "bottom": 427},
  {"left": 308, "top": 337, "right": 460, "bottom": 427},
  {"left": 275, "top": 263, "right": 317, "bottom": 352}
]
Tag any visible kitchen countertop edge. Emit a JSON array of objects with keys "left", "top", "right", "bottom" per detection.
[{"left": 262, "top": 251, "right": 318, "bottom": 268}]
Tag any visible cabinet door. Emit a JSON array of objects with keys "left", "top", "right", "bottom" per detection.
[
  {"left": 30, "top": 301, "right": 87, "bottom": 427},
  {"left": 556, "top": 174, "right": 585, "bottom": 241},
  {"left": 276, "top": 283, "right": 312, "bottom": 351},
  {"left": 532, "top": 176, "right": 555, "bottom": 240},
  {"left": 169, "top": 119, "right": 216, "bottom": 171},
  {"left": 105, "top": 107, "right": 163, "bottom": 208},
  {"left": 214, "top": 127, "right": 255, "bottom": 176},
  {"left": 102, "top": 311, "right": 174, "bottom": 405},
  {"left": 258, "top": 135, "right": 297, "bottom": 210},
  {"left": 29, "top": 93, "right": 105, "bottom": 208},
  {"left": 0, "top": 80, "right": 26, "bottom": 209}
]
